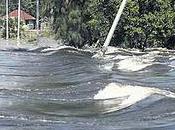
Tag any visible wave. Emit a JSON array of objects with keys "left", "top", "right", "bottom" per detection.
[
  {"left": 94, "top": 83, "right": 175, "bottom": 113},
  {"left": 169, "top": 60, "right": 175, "bottom": 68},
  {"left": 40, "top": 46, "right": 79, "bottom": 53},
  {"left": 117, "top": 56, "right": 154, "bottom": 72},
  {"left": 0, "top": 38, "right": 95, "bottom": 55},
  {"left": 99, "top": 62, "right": 115, "bottom": 71},
  {"left": 0, "top": 44, "right": 95, "bottom": 58},
  {"left": 95, "top": 46, "right": 175, "bottom": 72}
]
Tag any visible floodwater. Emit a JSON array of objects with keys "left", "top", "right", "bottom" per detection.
[{"left": 0, "top": 40, "right": 175, "bottom": 130}]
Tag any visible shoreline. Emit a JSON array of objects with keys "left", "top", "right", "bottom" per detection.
[{"left": 0, "top": 38, "right": 175, "bottom": 53}]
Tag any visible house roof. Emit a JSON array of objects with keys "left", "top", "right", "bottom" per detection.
[{"left": 8, "top": 10, "right": 36, "bottom": 20}]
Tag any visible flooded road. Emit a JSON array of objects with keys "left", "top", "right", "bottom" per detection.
[{"left": 0, "top": 41, "right": 175, "bottom": 130}]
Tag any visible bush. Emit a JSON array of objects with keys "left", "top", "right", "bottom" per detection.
[{"left": 1, "top": 18, "right": 25, "bottom": 39}]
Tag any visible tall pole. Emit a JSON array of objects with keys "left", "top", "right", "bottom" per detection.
[
  {"left": 36, "top": 0, "right": 39, "bottom": 36},
  {"left": 17, "top": 0, "right": 21, "bottom": 42},
  {"left": 93, "top": 0, "right": 128, "bottom": 58},
  {"left": 6, "top": 0, "right": 9, "bottom": 40},
  {"left": 103, "top": 0, "right": 128, "bottom": 48}
]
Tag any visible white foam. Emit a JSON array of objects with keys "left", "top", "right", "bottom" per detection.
[
  {"left": 41, "top": 45, "right": 77, "bottom": 52},
  {"left": 92, "top": 46, "right": 130, "bottom": 58},
  {"left": 94, "top": 83, "right": 155, "bottom": 105},
  {"left": 94, "top": 83, "right": 175, "bottom": 111},
  {"left": 103, "top": 46, "right": 120, "bottom": 54},
  {"left": 99, "top": 62, "right": 114, "bottom": 71},
  {"left": 113, "top": 55, "right": 130, "bottom": 60},
  {"left": 117, "top": 56, "right": 153, "bottom": 72},
  {"left": 169, "top": 56, "right": 175, "bottom": 61},
  {"left": 169, "top": 60, "right": 175, "bottom": 68}
]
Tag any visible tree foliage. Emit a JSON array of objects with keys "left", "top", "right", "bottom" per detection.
[
  {"left": 0, "top": 18, "right": 24, "bottom": 39},
  {"left": 0, "top": 0, "right": 36, "bottom": 17},
  {"left": 123, "top": 0, "right": 175, "bottom": 49},
  {"left": 41, "top": 0, "right": 175, "bottom": 49},
  {"left": 1, "top": 0, "right": 175, "bottom": 49}
]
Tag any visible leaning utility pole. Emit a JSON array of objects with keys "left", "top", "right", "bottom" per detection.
[
  {"left": 17, "top": 0, "right": 21, "bottom": 42},
  {"left": 103, "top": 0, "right": 128, "bottom": 49},
  {"left": 6, "top": 0, "right": 9, "bottom": 40},
  {"left": 93, "top": 0, "right": 128, "bottom": 58}
]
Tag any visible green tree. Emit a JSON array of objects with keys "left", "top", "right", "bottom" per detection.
[
  {"left": 41, "top": 0, "right": 175, "bottom": 49},
  {"left": 2, "top": 18, "right": 24, "bottom": 39},
  {"left": 123, "top": 0, "right": 175, "bottom": 49},
  {"left": 41, "top": 0, "right": 87, "bottom": 48}
]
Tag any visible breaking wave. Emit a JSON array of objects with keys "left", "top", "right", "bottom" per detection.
[{"left": 94, "top": 83, "right": 175, "bottom": 113}]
